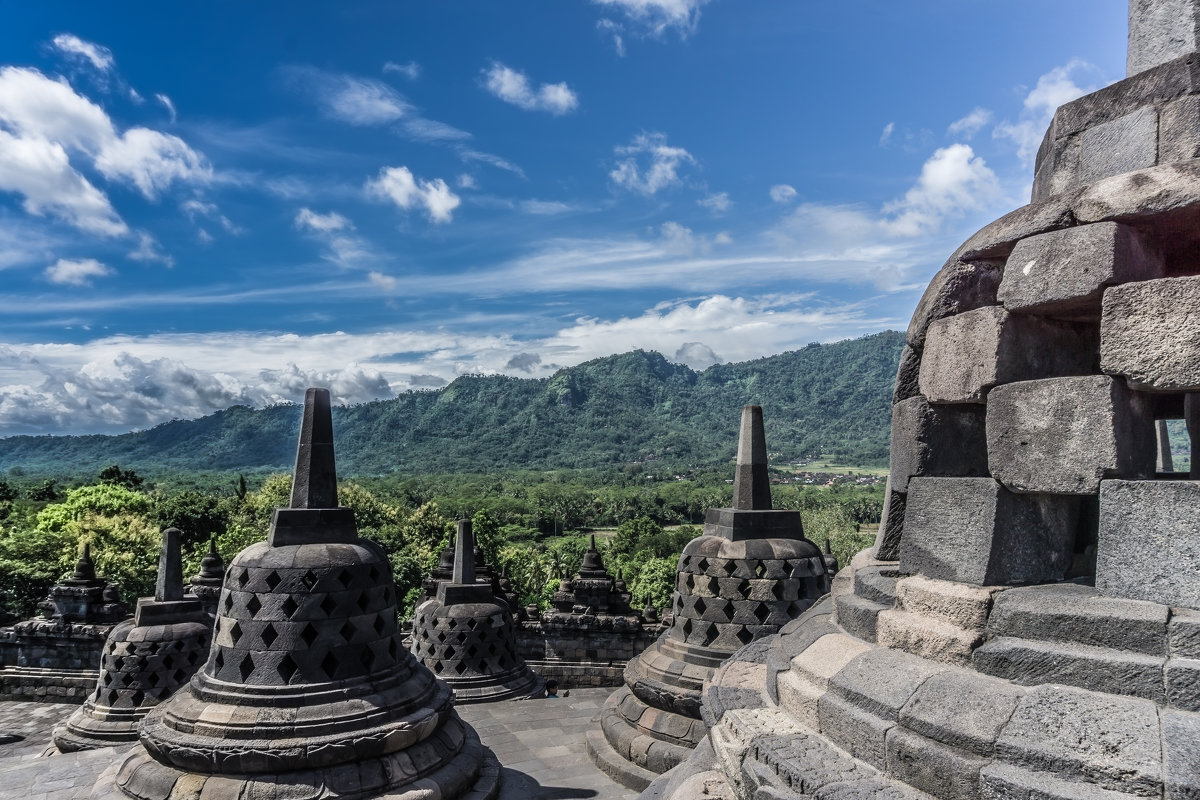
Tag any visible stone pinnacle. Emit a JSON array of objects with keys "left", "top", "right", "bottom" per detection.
[
  {"left": 733, "top": 405, "right": 772, "bottom": 510},
  {"left": 156, "top": 528, "right": 184, "bottom": 602},
  {"left": 289, "top": 387, "right": 339, "bottom": 509},
  {"left": 73, "top": 542, "right": 96, "bottom": 581},
  {"left": 589, "top": 533, "right": 598, "bottom": 551},
  {"left": 453, "top": 519, "right": 476, "bottom": 585}
]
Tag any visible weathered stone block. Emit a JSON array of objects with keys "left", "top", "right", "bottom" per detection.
[
  {"left": 1128, "top": 0, "right": 1200, "bottom": 76},
  {"left": 995, "top": 684, "right": 1163, "bottom": 796},
  {"left": 872, "top": 488, "right": 905, "bottom": 562},
  {"left": 828, "top": 648, "right": 946, "bottom": 721},
  {"left": 1097, "top": 480, "right": 1200, "bottom": 608},
  {"left": 1171, "top": 609, "right": 1200, "bottom": 659},
  {"left": 1161, "top": 94, "right": 1200, "bottom": 163},
  {"left": 817, "top": 692, "right": 892, "bottom": 770},
  {"left": 899, "top": 669, "right": 1024, "bottom": 756},
  {"left": 999, "top": 222, "right": 1163, "bottom": 317},
  {"left": 894, "top": 575, "right": 997, "bottom": 630},
  {"left": 889, "top": 396, "right": 988, "bottom": 492},
  {"left": 1165, "top": 657, "right": 1200, "bottom": 712},
  {"left": 906, "top": 259, "right": 1003, "bottom": 348},
  {"left": 1162, "top": 709, "right": 1200, "bottom": 800},
  {"left": 893, "top": 345, "right": 922, "bottom": 404},
  {"left": 1102, "top": 276, "right": 1200, "bottom": 392},
  {"left": 973, "top": 637, "right": 1166, "bottom": 703},
  {"left": 886, "top": 726, "right": 986, "bottom": 800},
  {"left": 875, "top": 610, "right": 983, "bottom": 667},
  {"left": 986, "top": 375, "right": 1155, "bottom": 494},
  {"left": 900, "top": 478, "right": 1080, "bottom": 586},
  {"left": 1080, "top": 106, "right": 1159, "bottom": 186},
  {"left": 919, "top": 306, "right": 1096, "bottom": 404},
  {"left": 986, "top": 583, "right": 1168, "bottom": 655}
]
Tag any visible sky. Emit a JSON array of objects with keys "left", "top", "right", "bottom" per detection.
[{"left": 0, "top": 0, "right": 1129, "bottom": 436}]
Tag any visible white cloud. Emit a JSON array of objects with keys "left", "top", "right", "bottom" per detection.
[
  {"left": 367, "top": 270, "right": 398, "bottom": 291},
  {"left": 156, "top": 93, "right": 177, "bottom": 123},
  {"left": 44, "top": 257, "right": 113, "bottom": 286},
  {"left": 383, "top": 61, "right": 420, "bottom": 80},
  {"left": 881, "top": 144, "right": 1001, "bottom": 237},
  {"left": 295, "top": 207, "right": 352, "bottom": 233},
  {"left": 483, "top": 62, "right": 579, "bottom": 115},
  {"left": 879, "top": 122, "right": 895, "bottom": 146},
  {"left": 947, "top": 107, "right": 993, "bottom": 139},
  {"left": 457, "top": 174, "right": 478, "bottom": 190},
  {"left": 286, "top": 67, "right": 411, "bottom": 125},
  {"left": 521, "top": 199, "right": 575, "bottom": 215},
  {"left": 50, "top": 34, "right": 114, "bottom": 72},
  {"left": 610, "top": 132, "right": 696, "bottom": 195},
  {"left": 698, "top": 191, "right": 730, "bottom": 213},
  {"left": 94, "top": 127, "right": 210, "bottom": 198},
  {"left": 770, "top": 184, "right": 797, "bottom": 203},
  {"left": 181, "top": 198, "right": 241, "bottom": 234},
  {"left": 403, "top": 118, "right": 472, "bottom": 142},
  {"left": 127, "top": 232, "right": 173, "bottom": 266},
  {"left": 457, "top": 148, "right": 525, "bottom": 178},
  {"left": 673, "top": 341, "right": 721, "bottom": 369},
  {"left": 592, "top": 0, "right": 710, "bottom": 38},
  {"left": 597, "top": 19, "right": 627, "bottom": 56},
  {"left": 994, "top": 60, "right": 1098, "bottom": 166},
  {"left": 366, "top": 166, "right": 461, "bottom": 223}
]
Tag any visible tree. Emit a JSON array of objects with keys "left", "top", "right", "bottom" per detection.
[
  {"left": 0, "top": 481, "right": 16, "bottom": 503},
  {"left": 98, "top": 464, "right": 145, "bottom": 491},
  {"left": 27, "top": 479, "right": 60, "bottom": 502},
  {"left": 610, "top": 516, "right": 662, "bottom": 558},
  {"left": 153, "top": 491, "right": 224, "bottom": 550},
  {"left": 628, "top": 557, "right": 677, "bottom": 610}
]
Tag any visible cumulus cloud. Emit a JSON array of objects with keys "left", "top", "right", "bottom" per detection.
[
  {"left": 994, "top": 60, "right": 1098, "bottom": 165},
  {"left": 770, "top": 184, "right": 797, "bottom": 203},
  {"left": 592, "top": 0, "right": 711, "bottom": 38},
  {"left": 673, "top": 341, "right": 721, "bottom": 369},
  {"left": 483, "top": 62, "right": 579, "bottom": 115},
  {"left": 881, "top": 143, "right": 1001, "bottom": 237},
  {"left": 610, "top": 132, "right": 696, "bottom": 195},
  {"left": 505, "top": 352, "right": 542, "bottom": 372},
  {"left": 947, "top": 107, "right": 993, "bottom": 139},
  {"left": 44, "top": 257, "right": 113, "bottom": 286},
  {"left": 383, "top": 60, "right": 420, "bottom": 80},
  {"left": 50, "top": 34, "right": 114, "bottom": 72},
  {"left": 366, "top": 166, "right": 461, "bottom": 223},
  {"left": 367, "top": 270, "right": 398, "bottom": 291},
  {"left": 295, "top": 207, "right": 352, "bottom": 233},
  {"left": 0, "top": 66, "right": 210, "bottom": 235},
  {"left": 697, "top": 191, "right": 730, "bottom": 213}
]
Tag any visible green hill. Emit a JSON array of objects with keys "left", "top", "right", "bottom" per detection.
[{"left": 0, "top": 331, "right": 904, "bottom": 477}]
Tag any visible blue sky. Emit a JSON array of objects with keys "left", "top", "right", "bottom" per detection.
[{"left": 0, "top": 1, "right": 1127, "bottom": 435}]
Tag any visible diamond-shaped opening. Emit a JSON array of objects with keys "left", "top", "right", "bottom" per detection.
[
  {"left": 246, "top": 595, "right": 262, "bottom": 617},
  {"left": 338, "top": 568, "right": 354, "bottom": 588},
  {"left": 223, "top": 594, "right": 234, "bottom": 613},
  {"left": 145, "top": 672, "right": 161, "bottom": 687},
  {"left": 186, "top": 650, "right": 202, "bottom": 665},
  {"left": 772, "top": 581, "right": 786, "bottom": 600},
  {"left": 433, "top": 661, "right": 444, "bottom": 674},
  {"left": 214, "top": 651, "right": 224, "bottom": 671},
  {"left": 356, "top": 592, "right": 370, "bottom": 613},
  {"left": 261, "top": 623, "right": 278, "bottom": 647},
  {"left": 360, "top": 648, "right": 375, "bottom": 671},
  {"left": 236, "top": 569, "right": 249, "bottom": 588},
  {"left": 102, "top": 672, "right": 113, "bottom": 686},
  {"left": 447, "top": 618, "right": 457, "bottom": 629},
  {"left": 320, "top": 594, "right": 337, "bottom": 616},
  {"left": 112, "top": 656, "right": 126, "bottom": 672},
  {"left": 388, "top": 640, "right": 398, "bottom": 660},
  {"left": 466, "top": 645, "right": 478, "bottom": 658},
  {"left": 320, "top": 652, "right": 338, "bottom": 680},
  {"left": 130, "top": 690, "right": 145, "bottom": 707},
  {"left": 238, "top": 654, "right": 255, "bottom": 681},
  {"left": 682, "top": 618, "right": 693, "bottom": 637},
  {"left": 277, "top": 654, "right": 297, "bottom": 683},
  {"left": 368, "top": 565, "right": 380, "bottom": 582},
  {"left": 707, "top": 576, "right": 720, "bottom": 595},
  {"left": 444, "top": 645, "right": 456, "bottom": 659},
  {"left": 162, "top": 653, "right": 176, "bottom": 670},
  {"left": 497, "top": 655, "right": 508, "bottom": 669},
  {"left": 282, "top": 596, "right": 299, "bottom": 618},
  {"left": 172, "top": 669, "right": 187, "bottom": 684},
  {"left": 229, "top": 621, "right": 242, "bottom": 645},
  {"left": 705, "top": 625, "right": 720, "bottom": 646},
  {"left": 145, "top": 642, "right": 160, "bottom": 655},
  {"left": 697, "top": 557, "right": 709, "bottom": 573},
  {"left": 736, "top": 626, "right": 754, "bottom": 645},
  {"left": 737, "top": 580, "right": 751, "bottom": 599},
  {"left": 453, "top": 661, "right": 467, "bottom": 675},
  {"left": 264, "top": 570, "right": 282, "bottom": 591},
  {"left": 340, "top": 621, "right": 356, "bottom": 642},
  {"left": 487, "top": 643, "right": 497, "bottom": 656},
  {"left": 374, "top": 615, "right": 386, "bottom": 635},
  {"left": 302, "top": 570, "right": 319, "bottom": 590},
  {"left": 435, "top": 631, "right": 447, "bottom": 643},
  {"left": 754, "top": 603, "right": 771, "bottom": 623},
  {"left": 755, "top": 563, "right": 766, "bottom": 578},
  {"left": 300, "top": 623, "right": 319, "bottom": 647},
  {"left": 694, "top": 597, "right": 707, "bottom": 616},
  {"left": 466, "top": 617, "right": 478, "bottom": 629},
  {"left": 106, "top": 690, "right": 119, "bottom": 706}
]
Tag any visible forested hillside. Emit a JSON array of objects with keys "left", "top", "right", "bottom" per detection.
[{"left": 0, "top": 332, "right": 904, "bottom": 477}]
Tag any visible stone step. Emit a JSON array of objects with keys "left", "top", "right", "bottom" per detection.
[
  {"left": 876, "top": 609, "right": 983, "bottom": 666},
  {"left": 973, "top": 636, "right": 1166, "bottom": 703},
  {"left": 777, "top": 633, "right": 872, "bottom": 729},
  {"left": 835, "top": 593, "right": 888, "bottom": 643},
  {"left": 894, "top": 574, "right": 996, "bottom": 631},
  {"left": 584, "top": 724, "right": 657, "bottom": 792},
  {"left": 981, "top": 762, "right": 1147, "bottom": 800},
  {"left": 986, "top": 583, "right": 1168, "bottom": 656},
  {"left": 853, "top": 566, "right": 900, "bottom": 607}
]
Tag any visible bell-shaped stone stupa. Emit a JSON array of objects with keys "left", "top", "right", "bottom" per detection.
[
  {"left": 587, "top": 405, "right": 829, "bottom": 790},
  {"left": 92, "top": 388, "right": 499, "bottom": 800},
  {"left": 53, "top": 527, "right": 210, "bottom": 752},
  {"left": 187, "top": 537, "right": 225, "bottom": 618},
  {"left": 410, "top": 519, "right": 543, "bottom": 704},
  {"left": 651, "top": 3, "right": 1200, "bottom": 798}
]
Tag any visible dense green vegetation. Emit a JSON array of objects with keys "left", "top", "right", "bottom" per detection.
[
  {"left": 0, "top": 465, "right": 881, "bottom": 621},
  {"left": 0, "top": 332, "right": 904, "bottom": 479}
]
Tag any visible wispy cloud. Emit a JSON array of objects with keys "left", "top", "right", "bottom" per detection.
[
  {"left": 879, "top": 121, "right": 895, "bottom": 146},
  {"left": 155, "top": 93, "right": 177, "bottom": 123},
  {"left": 593, "top": 0, "right": 711, "bottom": 39},
  {"left": 50, "top": 34, "right": 114, "bottom": 72},
  {"left": 697, "top": 191, "right": 730, "bottom": 213},
  {"left": 483, "top": 62, "right": 579, "bottom": 115},
  {"left": 610, "top": 132, "right": 696, "bottom": 195},
  {"left": 285, "top": 66, "right": 410, "bottom": 125},
  {"left": 994, "top": 59, "right": 1100, "bottom": 165},
  {"left": 383, "top": 60, "right": 420, "bottom": 80},
  {"left": 294, "top": 207, "right": 372, "bottom": 267},
  {"left": 366, "top": 166, "right": 461, "bottom": 223},
  {"left": 947, "top": 107, "right": 993, "bottom": 139}
]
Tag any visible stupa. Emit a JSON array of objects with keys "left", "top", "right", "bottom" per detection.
[
  {"left": 588, "top": 405, "right": 829, "bottom": 790},
  {"left": 187, "top": 538, "right": 225, "bottom": 618},
  {"left": 549, "top": 535, "right": 636, "bottom": 616},
  {"left": 409, "top": 519, "right": 543, "bottom": 704},
  {"left": 53, "top": 527, "right": 210, "bottom": 752},
  {"left": 651, "top": 3, "right": 1200, "bottom": 798},
  {"left": 92, "top": 388, "right": 500, "bottom": 800}
]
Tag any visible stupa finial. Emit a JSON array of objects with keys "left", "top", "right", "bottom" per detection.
[
  {"left": 290, "top": 387, "right": 338, "bottom": 509},
  {"left": 156, "top": 528, "right": 184, "bottom": 602},
  {"left": 733, "top": 405, "right": 772, "bottom": 510},
  {"left": 452, "top": 519, "right": 476, "bottom": 585},
  {"left": 73, "top": 542, "right": 96, "bottom": 581}
]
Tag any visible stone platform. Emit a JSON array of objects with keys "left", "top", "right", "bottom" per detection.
[{"left": 0, "top": 689, "right": 636, "bottom": 800}]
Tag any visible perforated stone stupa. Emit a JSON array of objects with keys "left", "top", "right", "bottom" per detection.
[
  {"left": 53, "top": 527, "right": 210, "bottom": 752},
  {"left": 649, "top": 4, "right": 1200, "bottom": 798},
  {"left": 187, "top": 538, "right": 225, "bottom": 618},
  {"left": 410, "top": 519, "right": 543, "bottom": 704},
  {"left": 588, "top": 405, "right": 828, "bottom": 790},
  {"left": 92, "top": 388, "right": 500, "bottom": 800}
]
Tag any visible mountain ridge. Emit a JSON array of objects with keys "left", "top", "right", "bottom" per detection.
[{"left": 0, "top": 331, "right": 905, "bottom": 477}]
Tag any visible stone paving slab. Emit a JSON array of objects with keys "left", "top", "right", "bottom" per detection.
[{"left": 0, "top": 689, "right": 636, "bottom": 800}]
